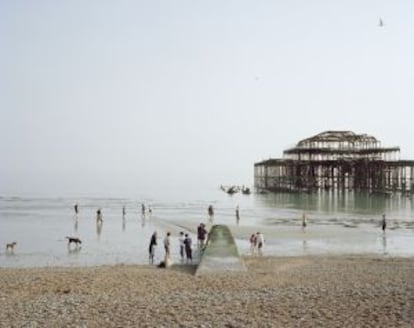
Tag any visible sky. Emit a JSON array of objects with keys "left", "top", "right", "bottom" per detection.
[{"left": 1, "top": 0, "right": 414, "bottom": 197}]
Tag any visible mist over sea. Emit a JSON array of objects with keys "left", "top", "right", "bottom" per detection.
[{"left": 1, "top": 185, "right": 414, "bottom": 268}]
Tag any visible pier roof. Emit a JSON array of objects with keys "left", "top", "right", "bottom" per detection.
[
  {"left": 283, "top": 130, "right": 400, "bottom": 156},
  {"left": 297, "top": 131, "right": 378, "bottom": 146}
]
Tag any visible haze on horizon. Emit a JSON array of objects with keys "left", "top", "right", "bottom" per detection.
[{"left": 1, "top": 1, "right": 414, "bottom": 197}]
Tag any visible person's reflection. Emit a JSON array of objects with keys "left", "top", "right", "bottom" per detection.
[
  {"left": 302, "top": 239, "right": 308, "bottom": 252},
  {"left": 74, "top": 218, "right": 78, "bottom": 233},
  {"left": 122, "top": 216, "right": 126, "bottom": 232},
  {"left": 96, "top": 220, "right": 103, "bottom": 238},
  {"left": 382, "top": 234, "right": 387, "bottom": 254},
  {"left": 141, "top": 214, "right": 146, "bottom": 227},
  {"left": 68, "top": 245, "right": 81, "bottom": 255}
]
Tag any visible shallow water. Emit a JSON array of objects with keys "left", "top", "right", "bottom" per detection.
[{"left": 0, "top": 189, "right": 413, "bottom": 268}]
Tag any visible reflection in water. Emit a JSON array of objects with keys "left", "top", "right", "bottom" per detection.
[
  {"left": 302, "top": 239, "right": 308, "bottom": 251},
  {"left": 74, "top": 218, "right": 78, "bottom": 233},
  {"left": 382, "top": 235, "right": 387, "bottom": 254},
  {"left": 254, "top": 191, "right": 414, "bottom": 226},
  {"left": 96, "top": 221, "right": 103, "bottom": 238},
  {"left": 68, "top": 246, "right": 81, "bottom": 255},
  {"left": 122, "top": 216, "right": 126, "bottom": 231},
  {"left": 141, "top": 214, "right": 146, "bottom": 227}
]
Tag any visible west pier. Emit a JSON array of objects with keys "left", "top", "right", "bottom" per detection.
[{"left": 254, "top": 131, "right": 414, "bottom": 194}]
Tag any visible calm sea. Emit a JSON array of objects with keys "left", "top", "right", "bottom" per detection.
[{"left": 1, "top": 187, "right": 413, "bottom": 268}]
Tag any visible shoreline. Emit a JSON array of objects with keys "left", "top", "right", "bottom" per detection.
[{"left": 1, "top": 255, "right": 413, "bottom": 327}]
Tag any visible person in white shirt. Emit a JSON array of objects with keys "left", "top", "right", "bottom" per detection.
[{"left": 164, "top": 232, "right": 171, "bottom": 260}]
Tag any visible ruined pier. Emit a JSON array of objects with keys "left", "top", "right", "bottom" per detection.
[{"left": 255, "top": 131, "right": 414, "bottom": 194}]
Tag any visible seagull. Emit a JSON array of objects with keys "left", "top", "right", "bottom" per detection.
[{"left": 378, "top": 18, "right": 384, "bottom": 27}]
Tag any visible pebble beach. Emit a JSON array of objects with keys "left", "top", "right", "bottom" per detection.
[{"left": 1, "top": 255, "right": 413, "bottom": 327}]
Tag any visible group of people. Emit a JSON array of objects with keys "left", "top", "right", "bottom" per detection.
[
  {"left": 73, "top": 203, "right": 153, "bottom": 220},
  {"left": 249, "top": 232, "right": 265, "bottom": 255},
  {"left": 141, "top": 203, "right": 153, "bottom": 215},
  {"left": 149, "top": 229, "right": 198, "bottom": 265}
]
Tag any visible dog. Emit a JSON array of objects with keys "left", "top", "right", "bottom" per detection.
[
  {"left": 66, "top": 236, "right": 82, "bottom": 246},
  {"left": 6, "top": 241, "right": 17, "bottom": 252}
]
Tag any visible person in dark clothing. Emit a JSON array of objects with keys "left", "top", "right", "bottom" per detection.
[
  {"left": 184, "top": 233, "right": 192, "bottom": 263},
  {"left": 149, "top": 231, "right": 157, "bottom": 264},
  {"left": 197, "top": 223, "right": 208, "bottom": 249},
  {"left": 208, "top": 205, "right": 214, "bottom": 219},
  {"left": 382, "top": 214, "right": 387, "bottom": 232}
]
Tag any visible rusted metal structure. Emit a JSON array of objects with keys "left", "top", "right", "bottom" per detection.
[{"left": 254, "top": 131, "right": 414, "bottom": 193}]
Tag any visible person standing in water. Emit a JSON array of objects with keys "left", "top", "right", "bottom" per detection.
[
  {"left": 208, "top": 205, "right": 214, "bottom": 221},
  {"left": 235, "top": 205, "right": 240, "bottom": 225},
  {"left": 382, "top": 214, "right": 387, "bottom": 233},
  {"left": 74, "top": 204, "right": 79, "bottom": 216},
  {"left": 302, "top": 212, "right": 308, "bottom": 232},
  {"left": 96, "top": 208, "right": 103, "bottom": 223}
]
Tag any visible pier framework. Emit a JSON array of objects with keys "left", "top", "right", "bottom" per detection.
[{"left": 254, "top": 131, "right": 414, "bottom": 193}]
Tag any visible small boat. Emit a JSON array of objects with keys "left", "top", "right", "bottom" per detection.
[{"left": 241, "top": 187, "right": 251, "bottom": 195}]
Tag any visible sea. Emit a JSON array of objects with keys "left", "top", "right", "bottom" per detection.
[{"left": 1, "top": 187, "right": 414, "bottom": 268}]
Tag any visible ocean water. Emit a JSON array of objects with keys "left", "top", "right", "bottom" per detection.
[{"left": 0, "top": 188, "right": 413, "bottom": 268}]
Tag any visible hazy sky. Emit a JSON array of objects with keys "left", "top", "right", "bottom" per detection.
[{"left": 1, "top": 1, "right": 414, "bottom": 196}]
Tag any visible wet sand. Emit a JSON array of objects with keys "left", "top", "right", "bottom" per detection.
[{"left": 1, "top": 255, "right": 413, "bottom": 327}]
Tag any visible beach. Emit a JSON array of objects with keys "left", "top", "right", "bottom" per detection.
[{"left": 1, "top": 255, "right": 413, "bottom": 327}]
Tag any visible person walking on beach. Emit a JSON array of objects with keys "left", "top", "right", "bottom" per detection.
[
  {"left": 164, "top": 232, "right": 171, "bottom": 260},
  {"left": 382, "top": 214, "right": 387, "bottom": 232},
  {"left": 256, "top": 232, "right": 265, "bottom": 256},
  {"left": 149, "top": 231, "right": 157, "bottom": 264},
  {"left": 122, "top": 206, "right": 126, "bottom": 217},
  {"left": 197, "top": 223, "right": 208, "bottom": 249},
  {"left": 141, "top": 203, "right": 146, "bottom": 215},
  {"left": 179, "top": 231, "right": 185, "bottom": 261},
  {"left": 184, "top": 233, "right": 193, "bottom": 263},
  {"left": 74, "top": 203, "right": 79, "bottom": 216}
]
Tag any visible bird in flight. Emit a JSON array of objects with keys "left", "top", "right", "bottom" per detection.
[{"left": 378, "top": 18, "right": 384, "bottom": 27}]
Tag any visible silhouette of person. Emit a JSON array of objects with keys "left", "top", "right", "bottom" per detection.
[
  {"left": 302, "top": 212, "right": 308, "bottom": 232},
  {"left": 149, "top": 231, "right": 157, "bottom": 264},
  {"left": 382, "top": 214, "right": 387, "bottom": 232},
  {"left": 184, "top": 233, "right": 192, "bottom": 262}
]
